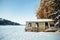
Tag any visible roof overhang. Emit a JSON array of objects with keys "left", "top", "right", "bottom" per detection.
[{"left": 26, "top": 19, "right": 54, "bottom": 22}]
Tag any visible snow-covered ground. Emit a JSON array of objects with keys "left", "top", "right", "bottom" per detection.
[{"left": 0, "top": 26, "right": 60, "bottom": 40}]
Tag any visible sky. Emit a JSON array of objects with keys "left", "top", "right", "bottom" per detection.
[{"left": 0, "top": 0, "right": 40, "bottom": 24}]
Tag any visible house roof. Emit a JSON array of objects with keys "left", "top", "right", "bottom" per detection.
[{"left": 26, "top": 19, "right": 54, "bottom": 22}]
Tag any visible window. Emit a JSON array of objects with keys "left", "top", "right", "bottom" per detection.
[
  {"left": 28, "top": 23, "right": 31, "bottom": 27},
  {"left": 45, "top": 22, "right": 48, "bottom": 26},
  {"left": 45, "top": 22, "right": 49, "bottom": 29},
  {"left": 50, "top": 24, "right": 54, "bottom": 27},
  {"left": 36, "top": 23, "right": 39, "bottom": 27},
  {"left": 36, "top": 23, "right": 39, "bottom": 32}
]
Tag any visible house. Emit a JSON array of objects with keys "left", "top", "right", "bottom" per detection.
[{"left": 25, "top": 19, "right": 57, "bottom": 32}]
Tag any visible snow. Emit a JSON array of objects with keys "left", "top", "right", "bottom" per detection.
[{"left": 26, "top": 19, "right": 54, "bottom": 22}]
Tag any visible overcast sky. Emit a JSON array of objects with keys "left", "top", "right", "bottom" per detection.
[{"left": 0, "top": 0, "right": 40, "bottom": 24}]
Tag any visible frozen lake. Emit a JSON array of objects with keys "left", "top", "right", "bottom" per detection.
[{"left": 0, "top": 26, "right": 60, "bottom": 40}]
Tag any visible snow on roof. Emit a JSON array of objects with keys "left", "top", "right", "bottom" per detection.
[
  {"left": 52, "top": 12, "right": 57, "bottom": 14},
  {"left": 56, "top": 15, "right": 60, "bottom": 19},
  {"left": 55, "top": 21, "right": 59, "bottom": 26},
  {"left": 26, "top": 19, "right": 54, "bottom": 22}
]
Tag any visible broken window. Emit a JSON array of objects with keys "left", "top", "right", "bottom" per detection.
[
  {"left": 50, "top": 24, "right": 54, "bottom": 27},
  {"left": 45, "top": 22, "right": 49, "bottom": 29},
  {"left": 28, "top": 23, "right": 31, "bottom": 27}
]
